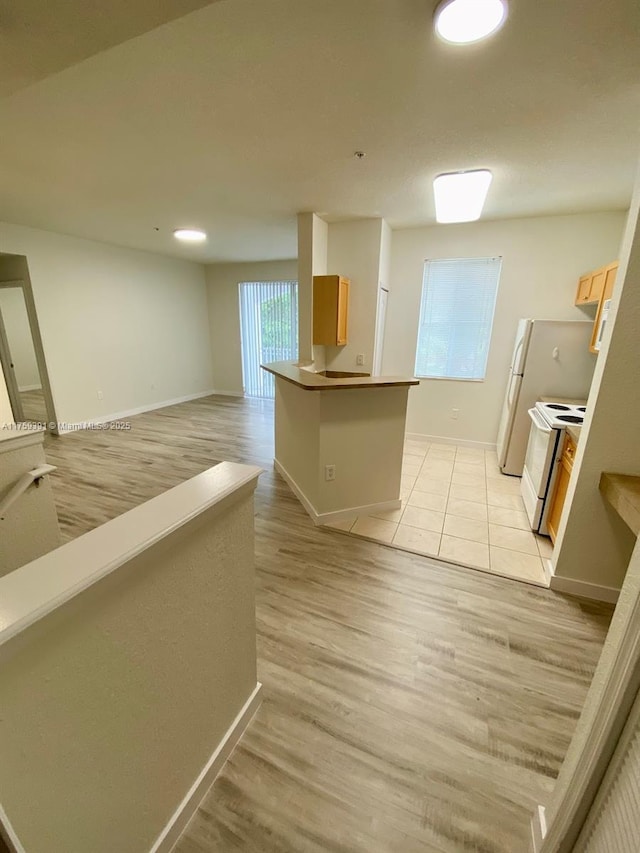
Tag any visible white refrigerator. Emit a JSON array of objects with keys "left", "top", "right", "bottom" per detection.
[{"left": 496, "top": 320, "right": 595, "bottom": 476}]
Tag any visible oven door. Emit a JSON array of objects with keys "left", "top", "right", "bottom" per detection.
[{"left": 521, "top": 408, "right": 557, "bottom": 531}]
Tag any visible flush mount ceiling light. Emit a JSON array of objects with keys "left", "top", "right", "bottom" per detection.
[
  {"left": 173, "top": 228, "right": 207, "bottom": 243},
  {"left": 433, "top": 170, "right": 493, "bottom": 223},
  {"left": 434, "top": 0, "right": 508, "bottom": 44}
]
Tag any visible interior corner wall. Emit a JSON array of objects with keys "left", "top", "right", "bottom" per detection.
[
  {"left": 0, "top": 222, "right": 214, "bottom": 425},
  {"left": 325, "top": 218, "right": 383, "bottom": 373},
  {"left": 384, "top": 211, "right": 626, "bottom": 443},
  {"left": 553, "top": 164, "right": 640, "bottom": 592},
  {"left": 205, "top": 259, "right": 298, "bottom": 395}
]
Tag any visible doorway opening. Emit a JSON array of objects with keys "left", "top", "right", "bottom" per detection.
[
  {"left": 239, "top": 281, "right": 298, "bottom": 398},
  {"left": 0, "top": 253, "right": 58, "bottom": 432}
]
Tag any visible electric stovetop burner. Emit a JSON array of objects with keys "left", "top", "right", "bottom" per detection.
[
  {"left": 557, "top": 415, "right": 583, "bottom": 424},
  {"left": 547, "top": 404, "right": 571, "bottom": 410}
]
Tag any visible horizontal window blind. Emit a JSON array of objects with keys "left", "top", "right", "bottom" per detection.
[
  {"left": 415, "top": 257, "right": 501, "bottom": 381},
  {"left": 239, "top": 281, "right": 298, "bottom": 398}
]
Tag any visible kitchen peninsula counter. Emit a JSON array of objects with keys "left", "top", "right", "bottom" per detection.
[
  {"left": 261, "top": 361, "right": 419, "bottom": 391},
  {"left": 262, "top": 361, "right": 418, "bottom": 525}
]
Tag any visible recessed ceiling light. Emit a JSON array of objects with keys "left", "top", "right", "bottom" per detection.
[
  {"left": 433, "top": 170, "right": 493, "bottom": 223},
  {"left": 434, "top": 0, "right": 508, "bottom": 44},
  {"left": 173, "top": 228, "right": 207, "bottom": 243}
]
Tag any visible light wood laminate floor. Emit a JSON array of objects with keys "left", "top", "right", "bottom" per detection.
[{"left": 43, "top": 395, "right": 612, "bottom": 853}]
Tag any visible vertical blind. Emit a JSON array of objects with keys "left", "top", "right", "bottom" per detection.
[
  {"left": 238, "top": 281, "right": 298, "bottom": 398},
  {"left": 414, "top": 257, "right": 502, "bottom": 381}
]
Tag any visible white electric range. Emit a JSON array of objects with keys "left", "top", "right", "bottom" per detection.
[{"left": 520, "top": 402, "right": 585, "bottom": 534}]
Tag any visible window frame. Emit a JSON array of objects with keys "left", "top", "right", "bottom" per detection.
[{"left": 413, "top": 256, "right": 502, "bottom": 383}]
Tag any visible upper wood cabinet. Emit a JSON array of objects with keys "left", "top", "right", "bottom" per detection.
[
  {"left": 313, "top": 275, "right": 350, "bottom": 346},
  {"left": 589, "top": 262, "right": 618, "bottom": 353},
  {"left": 575, "top": 266, "right": 606, "bottom": 305}
]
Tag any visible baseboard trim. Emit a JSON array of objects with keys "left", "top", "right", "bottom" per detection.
[
  {"left": 149, "top": 681, "right": 262, "bottom": 853},
  {"left": 57, "top": 390, "right": 220, "bottom": 434},
  {"left": 405, "top": 432, "right": 497, "bottom": 452},
  {"left": 529, "top": 804, "right": 547, "bottom": 853},
  {"left": 0, "top": 804, "right": 26, "bottom": 853},
  {"left": 210, "top": 390, "right": 245, "bottom": 398},
  {"left": 273, "top": 459, "right": 400, "bottom": 526},
  {"left": 17, "top": 384, "right": 42, "bottom": 393},
  {"left": 550, "top": 575, "right": 620, "bottom": 603}
]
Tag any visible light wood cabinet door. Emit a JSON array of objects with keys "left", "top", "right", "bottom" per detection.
[
  {"left": 547, "top": 434, "right": 576, "bottom": 544},
  {"left": 588, "top": 267, "right": 606, "bottom": 303},
  {"left": 576, "top": 274, "right": 593, "bottom": 305},
  {"left": 313, "top": 275, "right": 350, "bottom": 346},
  {"left": 589, "top": 262, "right": 618, "bottom": 353}
]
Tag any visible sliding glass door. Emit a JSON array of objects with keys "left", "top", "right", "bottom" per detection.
[{"left": 239, "top": 280, "right": 298, "bottom": 398}]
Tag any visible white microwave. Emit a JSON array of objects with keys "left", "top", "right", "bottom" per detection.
[{"left": 594, "top": 299, "right": 612, "bottom": 352}]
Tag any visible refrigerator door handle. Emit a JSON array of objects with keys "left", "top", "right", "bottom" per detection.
[{"left": 528, "top": 407, "right": 552, "bottom": 433}]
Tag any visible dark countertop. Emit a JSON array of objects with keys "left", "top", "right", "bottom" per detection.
[{"left": 261, "top": 361, "right": 419, "bottom": 391}]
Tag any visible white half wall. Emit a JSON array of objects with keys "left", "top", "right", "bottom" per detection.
[
  {"left": 206, "top": 259, "right": 298, "bottom": 395},
  {"left": 0, "top": 222, "right": 214, "bottom": 425},
  {"left": 384, "top": 211, "right": 626, "bottom": 444}
]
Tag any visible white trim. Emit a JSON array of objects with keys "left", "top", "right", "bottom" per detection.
[
  {"left": 530, "top": 804, "right": 547, "bottom": 853},
  {"left": 273, "top": 458, "right": 400, "bottom": 526},
  {"left": 405, "top": 432, "right": 497, "bottom": 452},
  {"left": 150, "top": 682, "right": 262, "bottom": 853},
  {"left": 539, "top": 543, "right": 640, "bottom": 851},
  {"left": 0, "top": 804, "right": 26, "bottom": 853},
  {"left": 56, "top": 390, "right": 219, "bottom": 434},
  {"left": 17, "top": 384, "right": 42, "bottom": 392},
  {"left": 550, "top": 575, "right": 620, "bottom": 604}
]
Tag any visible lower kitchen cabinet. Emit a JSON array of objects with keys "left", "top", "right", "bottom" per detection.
[{"left": 547, "top": 432, "right": 577, "bottom": 543}]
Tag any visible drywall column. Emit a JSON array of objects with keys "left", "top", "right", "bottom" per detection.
[
  {"left": 324, "top": 218, "right": 385, "bottom": 374},
  {"left": 297, "top": 212, "right": 328, "bottom": 363},
  {"left": 552, "top": 159, "right": 640, "bottom": 598}
]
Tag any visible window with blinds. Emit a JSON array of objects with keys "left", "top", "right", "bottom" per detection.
[
  {"left": 238, "top": 280, "right": 298, "bottom": 398},
  {"left": 414, "top": 257, "right": 502, "bottom": 381}
]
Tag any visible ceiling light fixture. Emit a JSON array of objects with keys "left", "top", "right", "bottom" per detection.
[
  {"left": 433, "top": 170, "right": 493, "bottom": 223},
  {"left": 173, "top": 228, "right": 207, "bottom": 243},
  {"left": 434, "top": 0, "right": 508, "bottom": 44}
]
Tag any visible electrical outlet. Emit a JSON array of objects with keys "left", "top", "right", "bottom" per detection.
[
  {"left": 451, "top": 408, "right": 459, "bottom": 420},
  {"left": 97, "top": 390, "right": 103, "bottom": 400},
  {"left": 356, "top": 354, "right": 365, "bottom": 366},
  {"left": 325, "top": 464, "right": 336, "bottom": 482}
]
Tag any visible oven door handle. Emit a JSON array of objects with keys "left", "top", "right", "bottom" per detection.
[{"left": 528, "top": 407, "right": 552, "bottom": 433}]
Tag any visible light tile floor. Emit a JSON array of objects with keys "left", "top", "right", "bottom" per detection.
[{"left": 323, "top": 439, "right": 554, "bottom": 587}]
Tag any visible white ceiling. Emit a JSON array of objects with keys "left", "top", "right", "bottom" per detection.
[{"left": 0, "top": 0, "right": 639, "bottom": 263}]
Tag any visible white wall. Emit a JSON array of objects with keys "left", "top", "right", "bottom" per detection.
[
  {"left": 0, "top": 287, "right": 40, "bottom": 389},
  {"left": 0, "top": 368, "right": 13, "bottom": 426},
  {"left": 384, "top": 212, "right": 626, "bottom": 444},
  {"left": 552, "top": 166, "right": 640, "bottom": 592},
  {"left": 0, "top": 222, "right": 214, "bottom": 425},
  {"left": 206, "top": 259, "right": 298, "bottom": 395},
  {"left": 325, "top": 218, "right": 383, "bottom": 374}
]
